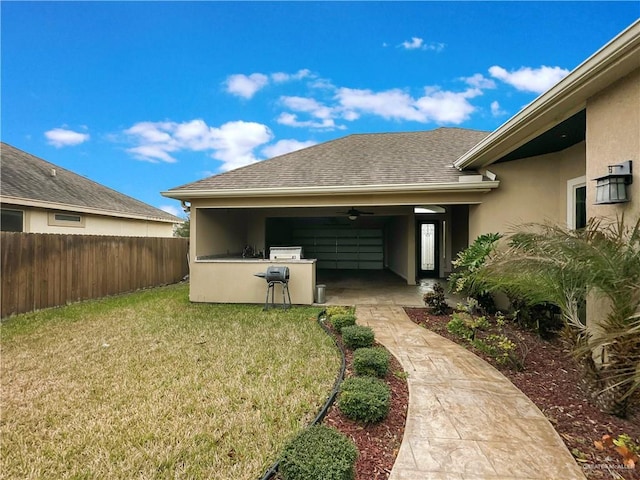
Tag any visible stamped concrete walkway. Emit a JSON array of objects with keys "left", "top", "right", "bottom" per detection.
[{"left": 356, "top": 305, "right": 586, "bottom": 480}]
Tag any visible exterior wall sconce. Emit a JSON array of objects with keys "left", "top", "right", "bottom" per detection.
[{"left": 594, "top": 160, "right": 633, "bottom": 204}]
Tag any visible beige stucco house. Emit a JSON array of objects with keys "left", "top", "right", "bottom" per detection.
[
  {"left": 163, "top": 20, "right": 639, "bottom": 308},
  {"left": 1, "top": 143, "right": 182, "bottom": 237}
]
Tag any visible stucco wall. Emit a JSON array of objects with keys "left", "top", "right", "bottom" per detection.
[
  {"left": 469, "top": 142, "right": 586, "bottom": 240},
  {"left": 386, "top": 216, "right": 409, "bottom": 281},
  {"left": 194, "top": 208, "right": 249, "bottom": 257},
  {"left": 585, "top": 67, "right": 640, "bottom": 329},
  {"left": 190, "top": 259, "right": 316, "bottom": 305},
  {"left": 20, "top": 207, "right": 174, "bottom": 237},
  {"left": 586, "top": 68, "right": 639, "bottom": 221}
]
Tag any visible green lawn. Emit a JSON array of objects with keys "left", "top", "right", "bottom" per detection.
[{"left": 1, "top": 284, "right": 340, "bottom": 479}]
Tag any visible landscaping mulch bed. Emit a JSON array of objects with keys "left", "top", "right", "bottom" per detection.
[
  {"left": 404, "top": 307, "right": 640, "bottom": 480},
  {"left": 322, "top": 327, "right": 409, "bottom": 480}
]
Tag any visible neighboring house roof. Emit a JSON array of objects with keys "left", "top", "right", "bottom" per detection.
[
  {"left": 1, "top": 142, "right": 181, "bottom": 223},
  {"left": 455, "top": 19, "right": 640, "bottom": 170},
  {"left": 164, "top": 128, "right": 495, "bottom": 199}
]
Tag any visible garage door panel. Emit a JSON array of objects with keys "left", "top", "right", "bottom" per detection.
[{"left": 291, "top": 226, "right": 384, "bottom": 271}]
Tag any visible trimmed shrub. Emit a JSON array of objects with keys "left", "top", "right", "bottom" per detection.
[
  {"left": 446, "top": 312, "right": 488, "bottom": 340},
  {"left": 353, "top": 347, "right": 390, "bottom": 377},
  {"left": 446, "top": 313, "right": 474, "bottom": 340},
  {"left": 279, "top": 425, "right": 358, "bottom": 480},
  {"left": 422, "top": 283, "right": 449, "bottom": 315},
  {"left": 338, "top": 376, "right": 391, "bottom": 423},
  {"left": 326, "top": 306, "right": 354, "bottom": 318},
  {"left": 341, "top": 325, "right": 375, "bottom": 350},
  {"left": 330, "top": 314, "right": 357, "bottom": 333}
]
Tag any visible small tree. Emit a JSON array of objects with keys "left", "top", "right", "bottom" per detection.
[
  {"left": 174, "top": 215, "right": 190, "bottom": 237},
  {"left": 480, "top": 216, "right": 640, "bottom": 417}
]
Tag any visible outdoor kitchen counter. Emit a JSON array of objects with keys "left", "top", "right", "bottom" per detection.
[{"left": 189, "top": 258, "right": 317, "bottom": 305}]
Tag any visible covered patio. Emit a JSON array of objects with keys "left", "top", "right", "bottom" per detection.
[
  {"left": 317, "top": 268, "right": 448, "bottom": 307},
  {"left": 163, "top": 128, "right": 499, "bottom": 306}
]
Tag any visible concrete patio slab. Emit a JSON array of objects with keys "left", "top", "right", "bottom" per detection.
[{"left": 356, "top": 304, "right": 586, "bottom": 480}]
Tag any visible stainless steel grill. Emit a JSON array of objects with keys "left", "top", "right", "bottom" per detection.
[
  {"left": 269, "top": 246, "right": 303, "bottom": 260},
  {"left": 255, "top": 266, "right": 291, "bottom": 309}
]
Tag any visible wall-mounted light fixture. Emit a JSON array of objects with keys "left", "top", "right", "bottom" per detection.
[{"left": 594, "top": 160, "right": 633, "bottom": 204}]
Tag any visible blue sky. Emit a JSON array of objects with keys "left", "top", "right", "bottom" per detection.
[{"left": 2, "top": 2, "right": 638, "bottom": 217}]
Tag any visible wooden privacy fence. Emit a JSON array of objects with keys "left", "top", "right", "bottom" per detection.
[{"left": 1, "top": 232, "right": 189, "bottom": 318}]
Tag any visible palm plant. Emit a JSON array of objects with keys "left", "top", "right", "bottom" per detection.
[
  {"left": 448, "top": 232, "right": 502, "bottom": 314},
  {"left": 478, "top": 216, "right": 640, "bottom": 417}
]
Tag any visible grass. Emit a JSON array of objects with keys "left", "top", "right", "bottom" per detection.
[{"left": 1, "top": 283, "right": 340, "bottom": 480}]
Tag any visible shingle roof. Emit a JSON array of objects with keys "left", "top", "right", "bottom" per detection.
[
  {"left": 168, "top": 128, "right": 489, "bottom": 192},
  {"left": 1, "top": 143, "right": 180, "bottom": 223}
]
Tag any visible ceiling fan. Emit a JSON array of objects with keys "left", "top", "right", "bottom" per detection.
[{"left": 338, "top": 207, "right": 374, "bottom": 220}]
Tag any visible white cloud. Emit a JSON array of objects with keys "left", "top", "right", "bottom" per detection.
[
  {"left": 124, "top": 119, "right": 273, "bottom": 171},
  {"left": 271, "top": 69, "right": 311, "bottom": 83},
  {"left": 308, "top": 78, "right": 336, "bottom": 90},
  {"left": 277, "top": 113, "right": 338, "bottom": 129},
  {"left": 278, "top": 96, "right": 342, "bottom": 130},
  {"left": 225, "top": 69, "right": 314, "bottom": 99},
  {"left": 402, "top": 37, "right": 424, "bottom": 50},
  {"left": 128, "top": 144, "right": 177, "bottom": 163},
  {"left": 209, "top": 121, "right": 273, "bottom": 171},
  {"left": 489, "top": 65, "right": 570, "bottom": 94},
  {"left": 337, "top": 88, "right": 425, "bottom": 122},
  {"left": 281, "top": 96, "right": 333, "bottom": 119},
  {"left": 336, "top": 86, "right": 481, "bottom": 125},
  {"left": 126, "top": 121, "right": 176, "bottom": 145},
  {"left": 45, "top": 128, "right": 90, "bottom": 147},
  {"left": 225, "top": 73, "right": 269, "bottom": 99},
  {"left": 400, "top": 37, "right": 445, "bottom": 52},
  {"left": 490, "top": 101, "right": 507, "bottom": 117},
  {"left": 416, "top": 88, "right": 481, "bottom": 124},
  {"left": 262, "top": 139, "right": 317, "bottom": 158},
  {"left": 464, "top": 73, "right": 496, "bottom": 89}
]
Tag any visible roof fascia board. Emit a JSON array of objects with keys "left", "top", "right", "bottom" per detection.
[
  {"left": 454, "top": 20, "right": 640, "bottom": 170},
  {"left": 0, "top": 195, "right": 180, "bottom": 224},
  {"left": 161, "top": 181, "right": 501, "bottom": 200}
]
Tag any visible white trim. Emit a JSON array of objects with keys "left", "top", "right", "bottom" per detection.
[
  {"left": 0, "top": 195, "right": 179, "bottom": 224},
  {"left": 48, "top": 211, "right": 86, "bottom": 228},
  {"left": 567, "top": 176, "right": 586, "bottom": 229},
  {"left": 162, "top": 181, "right": 500, "bottom": 200}
]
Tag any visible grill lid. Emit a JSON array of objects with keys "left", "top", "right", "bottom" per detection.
[{"left": 265, "top": 266, "right": 290, "bottom": 282}]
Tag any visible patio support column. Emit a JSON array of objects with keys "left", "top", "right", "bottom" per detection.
[{"left": 406, "top": 214, "right": 417, "bottom": 285}]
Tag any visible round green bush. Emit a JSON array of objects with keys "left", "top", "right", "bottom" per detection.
[
  {"left": 330, "top": 314, "right": 357, "bottom": 333},
  {"left": 353, "top": 347, "right": 390, "bottom": 377},
  {"left": 341, "top": 325, "right": 375, "bottom": 350},
  {"left": 338, "top": 376, "right": 391, "bottom": 423},
  {"left": 279, "top": 425, "right": 358, "bottom": 480}
]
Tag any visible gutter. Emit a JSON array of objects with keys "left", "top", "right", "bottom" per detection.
[
  {"left": 161, "top": 180, "right": 500, "bottom": 200},
  {"left": 454, "top": 19, "right": 640, "bottom": 170}
]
